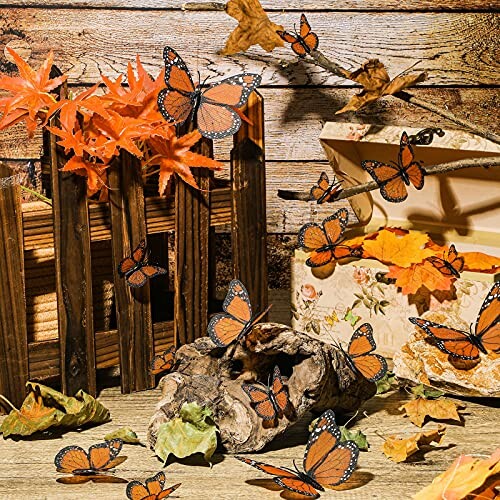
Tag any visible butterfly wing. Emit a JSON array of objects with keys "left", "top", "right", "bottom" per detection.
[
  {"left": 157, "top": 88, "right": 193, "bottom": 124},
  {"left": 298, "top": 223, "right": 329, "bottom": 251},
  {"left": 89, "top": 439, "right": 124, "bottom": 471},
  {"left": 300, "top": 15, "right": 319, "bottom": 52},
  {"left": 146, "top": 471, "right": 166, "bottom": 495},
  {"left": 223, "top": 279, "right": 252, "bottom": 322},
  {"left": 139, "top": 264, "right": 168, "bottom": 280},
  {"left": 274, "top": 477, "right": 319, "bottom": 498},
  {"left": 202, "top": 74, "right": 261, "bottom": 109},
  {"left": 157, "top": 483, "right": 182, "bottom": 499},
  {"left": 151, "top": 346, "right": 176, "bottom": 375},
  {"left": 277, "top": 30, "right": 299, "bottom": 44},
  {"left": 310, "top": 172, "right": 329, "bottom": 201},
  {"left": 125, "top": 269, "right": 149, "bottom": 288},
  {"left": 54, "top": 445, "right": 91, "bottom": 474},
  {"left": 362, "top": 160, "right": 407, "bottom": 203},
  {"left": 304, "top": 409, "right": 359, "bottom": 487},
  {"left": 126, "top": 480, "right": 150, "bottom": 500},
  {"left": 118, "top": 239, "right": 147, "bottom": 276},
  {"left": 162, "top": 46, "right": 195, "bottom": 94},
  {"left": 271, "top": 365, "right": 291, "bottom": 414},
  {"left": 196, "top": 101, "right": 241, "bottom": 140},
  {"left": 323, "top": 208, "right": 349, "bottom": 245},
  {"left": 409, "top": 317, "right": 480, "bottom": 359},
  {"left": 475, "top": 282, "right": 500, "bottom": 352},
  {"left": 399, "top": 131, "right": 425, "bottom": 190},
  {"left": 235, "top": 456, "right": 296, "bottom": 478},
  {"left": 242, "top": 383, "right": 277, "bottom": 421}
]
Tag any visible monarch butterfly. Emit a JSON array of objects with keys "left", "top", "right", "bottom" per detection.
[
  {"left": 207, "top": 279, "right": 271, "bottom": 348},
  {"left": 126, "top": 471, "right": 181, "bottom": 500},
  {"left": 54, "top": 439, "right": 127, "bottom": 484},
  {"left": 118, "top": 239, "right": 167, "bottom": 288},
  {"left": 409, "top": 282, "right": 500, "bottom": 360},
  {"left": 235, "top": 409, "right": 359, "bottom": 498},
  {"left": 338, "top": 323, "right": 388, "bottom": 382},
  {"left": 277, "top": 14, "right": 319, "bottom": 58},
  {"left": 427, "top": 244, "right": 464, "bottom": 279},
  {"left": 298, "top": 208, "right": 362, "bottom": 268},
  {"left": 361, "top": 131, "right": 425, "bottom": 203},
  {"left": 151, "top": 345, "right": 177, "bottom": 375},
  {"left": 157, "top": 46, "right": 261, "bottom": 140},
  {"left": 242, "top": 365, "right": 292, "bottom": 423},
  {"left": 310, "top": 171, "right": 343, "bottom": 204}
]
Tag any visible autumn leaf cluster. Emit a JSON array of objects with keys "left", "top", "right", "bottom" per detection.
[{"left": 0, "top": 49, "right": 221, "bottom": 197}]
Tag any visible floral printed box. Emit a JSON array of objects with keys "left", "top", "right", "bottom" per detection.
[{"left": 291, "top": 250, "right": 497, "bottom": 358}]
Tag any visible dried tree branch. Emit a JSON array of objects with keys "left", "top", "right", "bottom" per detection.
[
  {"left": 305, "top": 50, "right": 500, "bottom": 146},
  {"left": 277, "top": 156, "right": 500, "bottom": 202}
]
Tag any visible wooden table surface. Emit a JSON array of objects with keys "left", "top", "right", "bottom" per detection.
[{"left": 0, "top": 386, "right": 498, "bottom": 499}]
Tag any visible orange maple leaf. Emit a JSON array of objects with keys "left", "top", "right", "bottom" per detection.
[
  {"left": 462, "top": 251, "right": 500, "bottom": 274},
  {"left": 362, "top": 229, "right": 434, "bottom": 267},
  {"left": 61, "top": 155, "right": 109, "bottom": 194},
  {"left": 386, "top": 260, "right": 452, "bottom": 295},
  {"left": 146, "top": 130, "right": 223, "bottom": 195},
  {"left": 0, "top": 48, "right": 67, "bottom": 136}
]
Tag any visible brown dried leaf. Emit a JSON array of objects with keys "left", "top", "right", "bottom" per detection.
[
  {"left": 220, "top": 0, "right": 284, "bottom": 55},
  {"left": 399, "top": 398, "right": 464, "bottom": 427},
  {"left": 382, "top": 426, "right": 446, "bottom": 463},
  {"left": 336, "top": 59, "right": 426, "bottom": 114},
  {"left": 413, "top": 448, "right": 500, "bottom": 500}
]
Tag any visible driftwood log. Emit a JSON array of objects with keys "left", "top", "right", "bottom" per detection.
[{"left": 147, "top": 323, "right": 376, "bottom": 453}]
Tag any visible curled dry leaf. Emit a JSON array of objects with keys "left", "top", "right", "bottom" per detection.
[
  {"left": 413, "top": 448, "right": 500, "bottom": 500},
  {"left": 336, "top": 59, "right": 426, "bottom": 114},
  {"left": 462, "top": 251, "right": 500, "bottom": 274},
  {"left": 399, "top": 398, "right": 464, "bottom": 427},
  {"left": 104, "top": 426, "right": 143, "bottom": 445},
  {"left": 382, "top": 426, "right": 446, "bottom": 463},
  {"left": 220, "top": 0, "right": 284, "bottom": 55}
]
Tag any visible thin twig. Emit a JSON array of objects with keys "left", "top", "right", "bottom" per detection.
[
  {"left": 0, "top": 394, "right": 17, "bottom": 412},
  {"left": 19, "top": 185, "right": 52, "bottom": 206},
  {"left": 278, "top": 156, "right": 500, "bottom": 202},
  {"left": 305, "top": 50, "right": 500, "bottom": 146}
]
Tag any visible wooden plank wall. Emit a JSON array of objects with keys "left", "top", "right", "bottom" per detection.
[{"left": 1, "top": 1, "right": 499, "bottom": 326}]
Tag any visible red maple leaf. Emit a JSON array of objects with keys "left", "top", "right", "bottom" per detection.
[
  {"left": 146, "top": 130, "right": 223, "bottom": 194},
  {"left": 0, "top": 48, "right": 67, "bottom": 136}
]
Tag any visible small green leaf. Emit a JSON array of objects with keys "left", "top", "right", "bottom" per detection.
[
  {"left": 154, "top": 402, "right": 218, "bottom": 464},
  {"left": 340, "top": 426, "right": 369, "bottom": 451},
  {"left": 104, "top": 426, "right": 142, "bottom": 445},
  {"left": 410, "top": 384, "right": 444, "bottom": 400},
  {"left": 376, "top": 372, "right": 396, "bottom": 394}
]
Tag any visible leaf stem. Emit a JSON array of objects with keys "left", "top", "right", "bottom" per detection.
[
  {"left": 0, "top": 394, "right": 18, "bottom": 412},
  {"left": 19, "top": 185, "right": 52, "bottom": 205}
]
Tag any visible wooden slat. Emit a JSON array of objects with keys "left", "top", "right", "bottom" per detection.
[
  {"left": 3, "top": 0, "right": 497, "bottom": 10},
  {"left": 109, "top": 152, "right": 154, "bottom": 393},
  {"left": 231, "top": 92, "right": 268, "bottom": 314},
  {"left": 28, "top": 321, "right": 174, "bottom": 381},
  {"left": 1, "top": 11, "right": 497, "bottom": 86},
  {"left": 3, "top": 88, "right": 499, "bottom": 162},
  {"left": 174, "top": 135, "right": 212, "bottom": 346},
  {"left": 49, "top": 113, "right": 96, "bottom": 396},
  {"left": 0, "top": 164, "right": 29, "bottom": 407}
]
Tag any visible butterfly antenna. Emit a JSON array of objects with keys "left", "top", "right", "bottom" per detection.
[
  {"left": 293, "top": 459, "right": 300, "bottom": 473},
  {"left": 201, "top": 74, "right": 211, "bottom": 87}
]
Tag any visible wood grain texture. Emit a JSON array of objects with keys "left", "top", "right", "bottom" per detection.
[
  {"left": 2, "top": 88, "right": 499, "bottom": 161},
  {"left": 231, "top": 92, "right": 268, "bottom": 313},
  {"left": 3, "top": 0, "right": 498, "bottom": 11},
  {"left": 109, "top": 152, "right": 155, "bottom": 393},
  {"left": 1, "top": 10, "right": 498, "bottom": 86},
  {"left": 48, "top": 120, "right": 97, "bottom": 396},
  {"left": 0, "top": 164, "right": 29, "bottom": 408},
  {"left": 174, "top": 136, "right": 212, "bottom": 346}
]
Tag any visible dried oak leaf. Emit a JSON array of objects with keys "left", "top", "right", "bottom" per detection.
[
  {"left": 413, "top": 448, "right": 500, "bottom": 500},
  {"left": 399, "top": 398, "right": 465, "bottom": 427},
  {"left": 220, "top": 0, "right": 284, "bottom": 55},
  {"left": 386, "top": 260, "right": 453, "bottom": 295},
  {"left": 462, "top": 251, "right": 500, "bottom": 274},
  {"left": 0, "top": 48, "right": 67, "bottom": 136},
  {"left": 362, "top": 229, "right": 434, "bottom": 268},
  {"left": 336, "top": 59, "right": 426, "bottom": 114},
  {"left": 0, "top": 381, "right": 110, "bottom": 438},
  {"left": 382, "top": 426, "right": 446, "bottom": 463}
]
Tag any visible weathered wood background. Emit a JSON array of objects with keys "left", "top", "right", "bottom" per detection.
[{"left": 0, "top": 1, "right": 499, "bottom": 325}]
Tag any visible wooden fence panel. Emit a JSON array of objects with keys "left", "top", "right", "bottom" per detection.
[
  {"left": 0, "top": 164, "right": 29, "bottom": 408},
  {"left": 231, "top": 92, "right": 268, "bottom": 314},
  {"left": 109, "top": 152, "right": 155, "bottom": 393}
]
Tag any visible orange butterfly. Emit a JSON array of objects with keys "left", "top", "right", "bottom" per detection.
[
  {"left": 427, "top": 244, "right": 464, "bottom": 278},
  {"left": 235, "top": 409, "right": 358, "bottom": 498},
  {"left": 277, "top": 14, "right": 319, "bottom": 58},
  {"left": 157, "top": 46, "right": 261, "bottom": 140},
  {"left": 118, "top": 239, "right": 167, "bottom": 288},
  {"left": 298, "top": 208, "right": 362, "bottom": 267},
  {"left": 207, "top": 279, "right": 271, "bottom": 348},
  {"left": 310, "top": 171, "right": 343, "bottom": 204},
  {"left": 126, "top": 471, "right": 181, "bottom": 500},
  {"left": 242, "top": 365, "right": 292, "bottom": 423},
  {"left": 361, "top": 131, "right": 425, "bottom": 203},
  {"left": 151, "top": 346, "right": 177, "bottom": 375},
  {"left": 54, "top": 439, "right": 127, "bottom": 484},
  {"left": 409, "top": 282, "right": 500, "bottom": 360},
  {"left": 338, "top": 323, "right": 387, "bottom": 382}
]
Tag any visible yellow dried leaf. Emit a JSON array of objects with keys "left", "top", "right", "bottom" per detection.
[
  {"left": 462, "top": 251, "right": 500, "bottom": 274},
  {"left": 382, "top": 426, "right": 446, "bottom": 463},
  {"left": 220, "top": 0, "right": 284, "bottom": 55},
  {"left": 413, "top": 448, "right": 500, "bottom": 500},
  {"left": 363, "top": 229, "right": 434, "bottom": 268},
  {"left": 336, "top": 59, "right": 426, "bottom": 114},
  {"left": 399, "top": 398, "right": 464, "bottom": 427}
]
